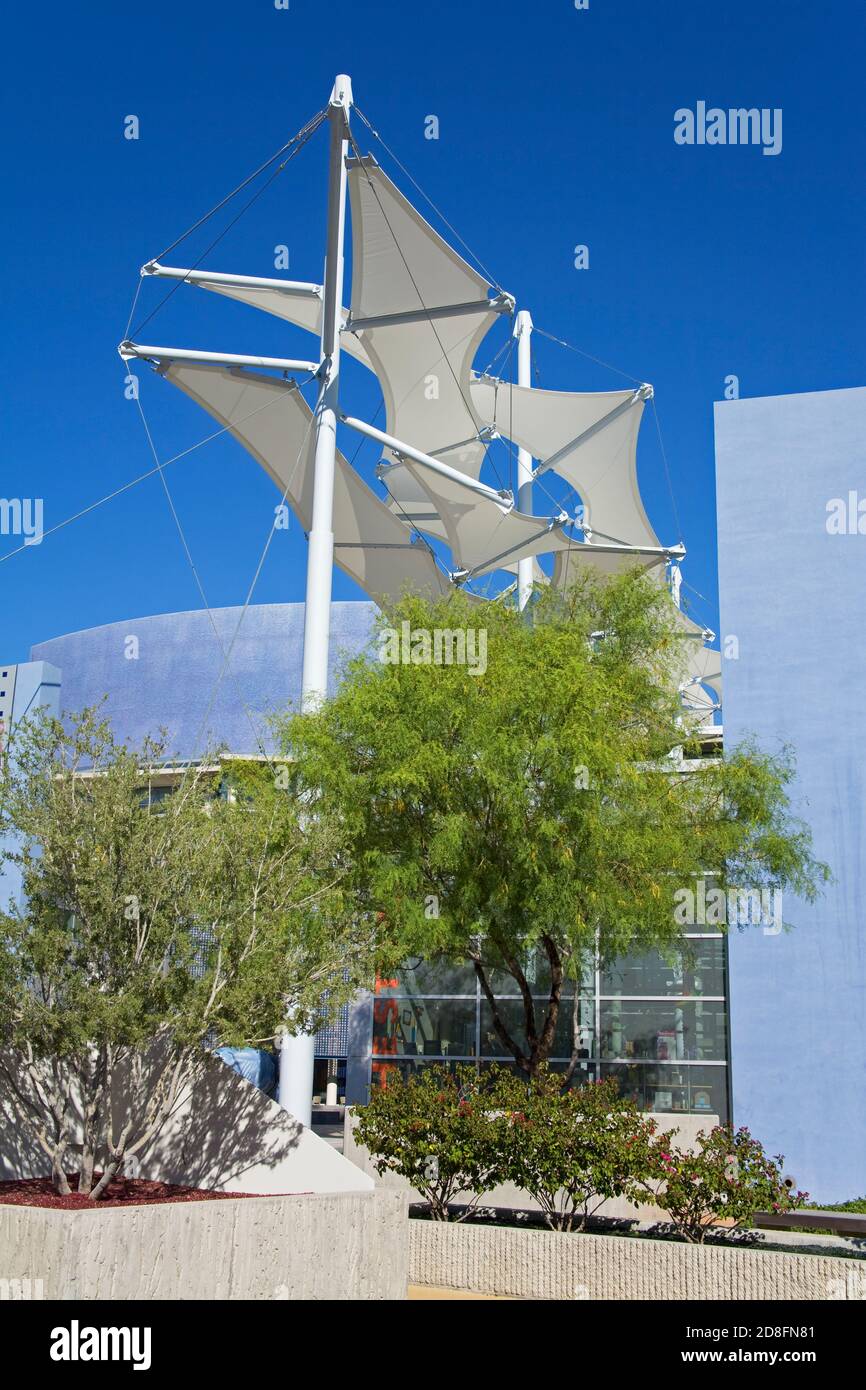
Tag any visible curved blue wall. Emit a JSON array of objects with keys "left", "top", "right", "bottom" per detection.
[{"left": 30, "top": 602, "right": 376, "bottom": 760}]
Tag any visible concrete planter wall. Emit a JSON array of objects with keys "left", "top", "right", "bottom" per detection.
[
  {"left": 0, "top": 1190, "right": 407, "bottom": 1301},
  {"left": 409, "top": 1220, "right": 860, "bottom": 1301}
]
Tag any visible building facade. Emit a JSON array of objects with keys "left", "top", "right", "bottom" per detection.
[
  {"left": 3, "top": 389, "right": 860, "bottom": 1193},
  {"left": 715, "top": 385, "right": 866, "bottom": 1201}
]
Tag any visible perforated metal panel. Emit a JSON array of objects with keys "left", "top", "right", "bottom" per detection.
[{"left": 0, "top": 664, "right": 17, "bottom": 751}]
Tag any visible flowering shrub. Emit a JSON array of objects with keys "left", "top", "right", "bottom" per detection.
[
  {"left": 355, "top": 1065, "right": 806, "bottom": 1240},
  {"left": 651, "top": 1125, "right": 808, "bottom": 1244},
  {"left": 490, "top": 1068, "right": 660, "bottom": 1232},
  {"left": 353, "top": 1065, "right": 502, "bottom": 1221}
]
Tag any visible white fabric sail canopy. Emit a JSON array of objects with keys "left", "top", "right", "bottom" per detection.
[
  {"left": 197, "top": 280, "right": 375, "bottom": 371},
  {"left": 161, "top": 360, "right": 452, "bottom": 604},
  {"left": 402, "top": 458, "right": 566, "bottom": 578},
  {"left": 550, "top": 539, "right": 671, "bottom": 587},
  {"left": 471, "top": 375, "right": 660, "bottom": 552},
  {"left": 132, "top": 145, "right": 689, "bottom": 610},
  {"left": 347, "top": 156, "right": 506, "bottom": 532},
  {"left": 682, "top": 643, "right": 723, "bottom": 713},
  {"left": 120, "top": 97, "right": 717, "bottom": 739}
]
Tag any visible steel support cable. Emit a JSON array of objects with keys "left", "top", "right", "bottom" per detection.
[
  {"left": 532, "top": 324, "right": 643, "bottom": 387},
  {"left": 478, "top": 330, "right": 514, "bottom": 380},
  {"left": 680, "top": 578, "right": 718, "bottom": 634},
  {"left": 153, "top": 107, "right": 328, "bottom": 264},
  {"left": 127, "top": 110, "right": 328, "bottom": 341},
  {"left": 0, "top": 378, "right": 315, "bottom": 566}
]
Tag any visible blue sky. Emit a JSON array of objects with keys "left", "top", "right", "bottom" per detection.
[{"left": 1, "top": 0, "right": 864, "bottom": 663}]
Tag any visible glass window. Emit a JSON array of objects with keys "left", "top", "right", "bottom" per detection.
[
  {"left": 600, "top": 939, "right": 726, "bottom": 997},
  {"left": 599, "top": 1000, "right": 727, "bottom": 1062},
  {"left": 372, "top": 997, "right": 476, "bottom": 1058},
  {"left": 484, "top": 944, "right": 594, "bottom": 997},
  {"left": 601, "top": 1063, "right": 728, "bottom": 1123},
  {"left": 375, "top": 957, "right": 477, "bottom": 996},
  {"left": 480, "top": 996, "right": 594, "bottom": 1059},
  {"left": 370, "top": 1057, "right": 468, "bottom": 1090}
]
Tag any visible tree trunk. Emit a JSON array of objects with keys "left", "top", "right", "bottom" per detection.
[
  {"left": 77, "top": 1149, "right": 95, "bottom": 1196},
  {"left": 474, "top": 938, "right": 567, "bottom": 1079},
  {"left": 51, "top": 1152, "right": 71, "bottom": 1196},
  {"left": 90, "top": 1159, "right": 121, "bottom": 1202}
]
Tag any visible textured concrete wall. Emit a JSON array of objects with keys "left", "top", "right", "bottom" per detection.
[
  {"left": 30, "top": 601, "right": 376, "bottom": 759},
  {"left": 715, "top": 386, "right": 866, "bottom": 1201},
  {"left": 0, "top": 1191, "right": 407, "bottom": 1300},
  {"left": 409, "top": 1220, "right": 861, "bottom": 1301},
  {"left": 344, "top": 1108, "right": 718, "bottom": 1223}
]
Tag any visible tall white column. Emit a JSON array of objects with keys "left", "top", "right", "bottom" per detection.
[
  {"left": 514, "top": 310, "right": 534, "bottom": 612},
  {"left": 300, "top": 74, "right": 352, "bottom": 708},
  {"left": 279, "top": 75, "right": 353, "bottom": 1128}
]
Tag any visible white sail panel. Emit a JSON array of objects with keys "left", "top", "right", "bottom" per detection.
[
  {"left": 357, "top": 310, "right": 494, "bottom": 475},
  {"left": 682, "top": 644, "right": 723, "bottom": 711},
  {"left": 402, "top": 460, "right": 565, "bottom": 577},
  {"left": 198, "top": 281, "right": 374, "bottom": 370},
  {"left": 551, "top": 540, "right": 671, "bottom": 587},
  {"left": 348, "top": 156, "right": 492, "bottom": 318},
  {"left": 377, "top": 460, "right": 449, "bottom": 540},
  {"left": 347, "top": 157, "right": 504, "bottom": 537},
  {"left": 161, "top": 361, "right": 451, "bottom": 605},
  {"left": 471, "top": 375, "right": 661, "bottom": 551}
]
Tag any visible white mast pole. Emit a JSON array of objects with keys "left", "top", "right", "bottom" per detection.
[
  {"left": 514, "top": 310, "right": 534, "bottom": 611},
  {"left": 278, "top": 74, "right": 353, "bottom": 1128}
]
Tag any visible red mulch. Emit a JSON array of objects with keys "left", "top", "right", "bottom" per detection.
[{"left": 0, "top": 1174, "right": 265, "bottom": 1210}]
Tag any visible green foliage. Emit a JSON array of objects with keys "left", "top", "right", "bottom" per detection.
[
  {"left": 490, "top": 1068, "right": 660, "bottom": 1232},
  {"left": 0, "top": 709, "right": 374, "bottom": 1196},
  {"left": 652, "top": 1125, "right": 807, "bottom": 1243},
  {"left": 355, "top": 1064, "right": 803, "bottom": 1242},
  {"left": 353, "top": 1064, "right": 503, "bottom": 1221},
  {"left": 280, "top": 577, "right": 829, "bottom": 1074},
  {"left": 808, "top": 1196, "right": 866, "bottom": 1213}
]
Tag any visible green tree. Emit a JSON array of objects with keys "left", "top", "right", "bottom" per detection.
[
  {"left": 0, "top": 708, "right": 373, "bottom": 1198},
  {"left": 281, "top": 576, "right": 828, "bottom": 1077}
]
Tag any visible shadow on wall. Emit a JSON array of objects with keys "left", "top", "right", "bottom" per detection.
[
  {"left": 117, "top": 1051, "right": 303, "bottom": 1193},
  {"left": 0, "top": 1048, "right": 294, "bottom": 1189},
  {"left": 1, "top": 1050, "right": 372, "bottom": 1195}
]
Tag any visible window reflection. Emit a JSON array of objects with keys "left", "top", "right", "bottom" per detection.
[
  {"left": 480, "top": 997, "right": 594, "bottom": 1058},
  {"left": 375, "top": 957, "right": 476, "bottom": 996},
  {"left": 602, "top": 1063, "right": 728, "bottom": 1120},
  {"left": 370, "top": 936, "right": 729, "bottom": 1120},
  {"left": 599, "top": 1001, "right": 726, "bottom": 1062},
  {"left": 372, "top": 996, "right": 476, "bottom": 1058},
  {"left": 600, "top": 940, "right": 726, "bottom": 997}
]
